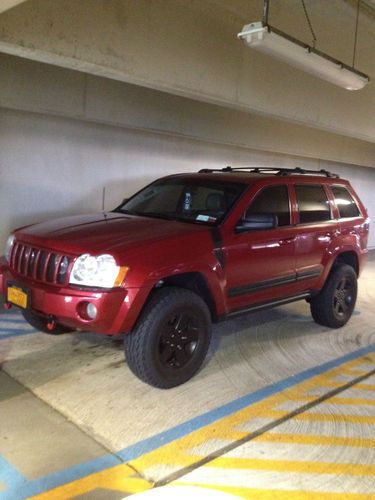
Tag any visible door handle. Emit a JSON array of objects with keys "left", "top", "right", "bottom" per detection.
[
  {"left": 279, "top": 237, "right": 295, "bottom": 245},
  {"left": 326, "top": 230, "right": 340, "bottom": 237}
]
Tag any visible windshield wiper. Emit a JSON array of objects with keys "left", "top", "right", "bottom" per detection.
[
  {"left": 140, "top": 212, "right": 178, "bottom": 221},
  {"left": 112, "top": 208, "right": 136, "bottom": 215}
]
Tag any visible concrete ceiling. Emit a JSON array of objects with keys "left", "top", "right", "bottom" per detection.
[{"left": 0, "top": 0, "right": 374, "bottom": 145}]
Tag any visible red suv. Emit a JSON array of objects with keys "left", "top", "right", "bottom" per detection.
[{"left": 0, "top": 167, "right": 369, "bottom": 388}]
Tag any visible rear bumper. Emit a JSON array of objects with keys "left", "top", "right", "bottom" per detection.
[{"left": 0, "top": 258, "right": 148, "bottom": 335}]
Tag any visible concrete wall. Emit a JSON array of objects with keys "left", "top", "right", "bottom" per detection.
[
  {"left": 1, "top": 53, "right": 375, "bottom": 169},
  {"left": 1, "top": 106, "right": 374, "bottom": 251},
  {"left": 1, "top": 52, "right": 374, "bottom": 251},
  {"left": 0, "top": 0, "right": 374, "bottom": 143}
]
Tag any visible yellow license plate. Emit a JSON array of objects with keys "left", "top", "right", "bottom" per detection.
[{"left": 7, "top": 286, "right": 28, "bottom": 309}]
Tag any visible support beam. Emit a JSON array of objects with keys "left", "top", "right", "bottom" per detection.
[{"left": 0, "top": 0, "right": 27, "bottom": 14}]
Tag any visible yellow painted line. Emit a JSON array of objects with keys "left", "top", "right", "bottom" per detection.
[
  {"left": 308, "top": 380, "right": 375, "bottom": 391},
  {"left": 256, "top": 432, "right": 375, "bottom": 448},
  {"left": 129, "top": 355, "right": 375, "bottom": 478},
  {"left": 351, "top": 383, "right": 375, "bottom": 391},
  {"left": 207, "top": 456, "right": 375, "bottom": 476},
  {"left": 344, "top": 367, "right": 374, "bottom": 376},
  {"left": 30, "top": 463, "right": 153, "bottom": 500},
  {"left": 273, "top": 393, "right": 375, "bottom": 405},
  {"left": 173, "top": 482, "right": 373, "bottom": 500},
  {"left": 30, "top": 353, "right": 375, "bottom": 498},
  {"left": 329, "top": 396, "right": 375, "bottom": 405},
  {"left": 267, "top": 409, "right": 375, "bottom": 424}
]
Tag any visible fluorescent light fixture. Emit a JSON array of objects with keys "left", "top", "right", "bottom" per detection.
[{"left": 238, "top": 22, "right": 369, "bottom": 91}]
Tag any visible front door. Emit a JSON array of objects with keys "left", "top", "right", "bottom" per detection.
[{"left": 224, "top": 184, "right": 298, "bottom": 312}]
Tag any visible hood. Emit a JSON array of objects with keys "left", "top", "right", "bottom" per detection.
[{"left": 15, "top": 212, "right": 209, "bottom": 256}]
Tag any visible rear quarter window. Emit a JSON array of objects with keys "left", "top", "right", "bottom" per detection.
[{"left": 331, "top": 186, "right": 361, "bottom": 218}]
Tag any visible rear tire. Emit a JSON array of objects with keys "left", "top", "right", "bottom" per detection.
[
  {"left": 310, "top": 264, "right": 357, "bottom": 328},
  {"left": 22, "top": 309, "right": 74, "bottom": 335},
  {"left": 124, "top": 287, "right": 212, "bottom": 389}
]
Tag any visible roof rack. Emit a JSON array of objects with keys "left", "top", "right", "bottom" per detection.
[{"left": 198, "top": 166, "right": 340, "bottom": 178}]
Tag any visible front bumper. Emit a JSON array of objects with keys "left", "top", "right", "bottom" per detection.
[{"left": 0, "top": 258, "right": 147, "bottom": 335}]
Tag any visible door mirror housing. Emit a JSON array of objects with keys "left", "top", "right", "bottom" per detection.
[{"left": 235, "top": 213, "right": 278, "bottom": 233}]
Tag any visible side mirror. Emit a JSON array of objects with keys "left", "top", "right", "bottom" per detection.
[{"left": 235, "top": 213, "right": 278, "bottom": 233}]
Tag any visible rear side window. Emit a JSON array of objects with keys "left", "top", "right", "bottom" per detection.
[
  {"left": 296, "top": 185, "right": 331, "bottom": 224},
  {"left": 246, "top": 185, "right": 290, "bottom": 226},
  {"left": 331, "top": 186, "right": 360, "bottom": 218}
]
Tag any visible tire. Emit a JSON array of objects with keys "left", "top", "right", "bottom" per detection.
[
  {"left": 310, "top": 264, "right": 357, "bottom": 328},
  {"left": 22, "top": 309, "right": 74, "bottom": 335},
  {"left": 124, "top": 287, "right": 212, "bottom": 389}
]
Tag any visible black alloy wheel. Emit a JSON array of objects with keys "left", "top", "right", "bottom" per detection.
[
  {"left": 310, "top": 264, "right": 357, "bottom": 328},
  {"left": 158, "top": 311, "right": 200, "bottom": 370},
  {"left": 124, "top": 287, "right": 212, "bottom": 389},
  {"left": 333, "top": 275, "right": 355, "bottom": 319}
]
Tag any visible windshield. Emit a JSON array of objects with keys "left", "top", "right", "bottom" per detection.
[{"left": 114, "top": 177, "right": 247, "bottom": 225}]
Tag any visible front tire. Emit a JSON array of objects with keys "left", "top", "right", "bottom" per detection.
[
  {"left": 124, "top": 287, "right": 212, "bottom": 389},
  {"left": 310, "top": 264, "right": 357, "bottom": 328}
]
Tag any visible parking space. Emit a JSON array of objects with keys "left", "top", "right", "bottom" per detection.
[{"left": 0, "top": 252, "right": 374, "bottom": 499}]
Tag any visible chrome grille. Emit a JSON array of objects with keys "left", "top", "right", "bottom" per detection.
[{"left": 10, "top": 242, "right": 71, "bottom": 285}]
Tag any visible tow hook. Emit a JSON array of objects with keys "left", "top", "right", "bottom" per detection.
[{"left": 46, "top": 315, "right": 57, "bottom": 331}]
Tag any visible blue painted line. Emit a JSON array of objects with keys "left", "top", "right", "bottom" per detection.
[
  {"left": 0, "top": 329, "right": 37, "bottom": 340},
  {"left": 117, "top": 342, "right": 375, "bottom": 460},
  {"left": 0, "top": 454, "right": 121, "bottom": 500},
  {"left": 0, "top": 313, "right": 37, "bottom": 339},
  {"left": 0, "top": 454, "right": 26, "bottom": 483},
  {"left": 0, "top": 317, "right": 26, "bottom": 323},
  {"left": 0, "top": 455, "right": 27, "bottom": 500},
  {"left": 1, "top": 342, "right": 374, "bottom": 499}
]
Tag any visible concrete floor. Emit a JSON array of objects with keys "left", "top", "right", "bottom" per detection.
[{"left": 0, "top": 252, "right": 374, "bottom": 499}]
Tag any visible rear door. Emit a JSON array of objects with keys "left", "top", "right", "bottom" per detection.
[{"left": 293, "top": 183, "right": 340, "bottom": 290}]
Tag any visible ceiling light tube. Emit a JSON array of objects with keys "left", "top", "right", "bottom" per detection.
[{"left": 238, "top": 22, "right": 369, "bottom": 91}]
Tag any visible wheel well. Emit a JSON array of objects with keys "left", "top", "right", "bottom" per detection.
[
  {"left": 154, "top": 272, "right": 217, "bottom": 320},
  {"left": 333, "top": 251, "right": 359, "bottom": 276}
]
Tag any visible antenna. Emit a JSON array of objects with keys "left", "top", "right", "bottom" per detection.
[{"left": 102, "top": 187, "right": 106, "bottom": 212}]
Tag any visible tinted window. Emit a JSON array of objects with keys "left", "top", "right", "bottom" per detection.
[
  {"left": 296, "top": 185, "right": 331, "bottom": 223},
  {"left": 246, "top": 185, "right": 290, "bottom": 226},
  {"left": 332, "top": 186, "right": 360, "bottom": 218},
  {"left": 115, "top": 178, "right": 246, "bottom": 225}
]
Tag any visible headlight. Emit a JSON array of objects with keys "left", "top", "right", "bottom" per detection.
[
  {"left": 69, "top": 254, "right": 128, "bottom": 288},
  {"left": 5, "top": 234, "right": 15, "bottom": 262}
]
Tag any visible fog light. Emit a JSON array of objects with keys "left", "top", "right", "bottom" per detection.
[{"left": 86, "top": 303, "right": 97, "bottom": 320}]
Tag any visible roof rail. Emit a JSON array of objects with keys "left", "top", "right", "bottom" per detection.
[{"left": 198, "top": 166, "right": 340, "bottom": 178}]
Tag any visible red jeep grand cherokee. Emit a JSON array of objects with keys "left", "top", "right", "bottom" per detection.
[{"left": 0, "top": 167, "right": 370, "bottom": 388}]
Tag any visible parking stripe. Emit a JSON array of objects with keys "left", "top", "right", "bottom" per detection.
[
  {"left": 265, "top": 410, "right": 375, "bottom": 425},
  {"left": 0, "top": 312, "right": 36, "bottom": 340},
  {"left": 15, "top": 343, "right": 375, "bottom": 498},
  {"left": 256, "top": 432, "right": 375, "bottom": 448},
  {"left": 29, "top": 464, "right": 152, "bottom": 500},
  {"left": 171, "top": 484, "right": 372, "bottom": 500}
]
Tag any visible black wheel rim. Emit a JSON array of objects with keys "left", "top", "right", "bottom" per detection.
[
  {"left": 333, "top": 276, "right": 354, "bottom": 317},
  {"left": 158, "top": 311, "right": 200, "bottom": 370}
]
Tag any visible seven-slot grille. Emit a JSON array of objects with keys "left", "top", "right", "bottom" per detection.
[{"left": 10, "top": 242, "right": 72, "bottom": 285}]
